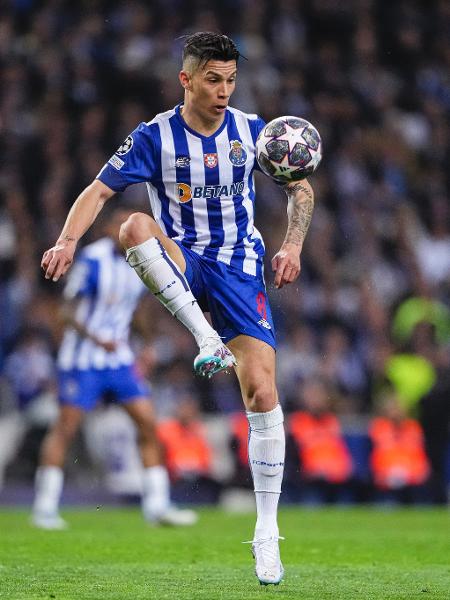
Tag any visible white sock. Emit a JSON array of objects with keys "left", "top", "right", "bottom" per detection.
[
  {"left": 141, "top": 465, "right": 171, "bottom": 520},
  {"left": 33, "top": 466, "right": 64, "bottom": 516},
  {"left": 126, "top": 237, "right": 218, "bottom": 346},
  {"left": 247, "top": 405, "right": 285, "bottom": 540}
]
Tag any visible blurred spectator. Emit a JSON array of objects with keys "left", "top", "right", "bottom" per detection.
[
  {"left": 0, "top": 327, "right": 57, "bottom": 489},
  {"left": 420, "top": 374, "right": 450, "bottom": 506},
  {"left": 369, "top": 394, "right": 430, "bottom": 504},
  {"left": 3, "top": 327, "right": 55, "bottom": 410},
  {"left": 392, "top": 296, "right": 450, "bottom": 346},
  {"left": 157, "top": 395, "right": 221, "bottom": 503},
  {"left": 276, "top": 323, "right": 320, "bottom": 407},
  {"left": 286, "top": 379, "right": 354, "bottom": 504},
  {"left": 318, "top": 324, "right": 368, "bottom": 402},
  {"left": 228, "top": 411, "right": 251, "bottom": 489},
  {"left": 384, "top": 351, "right": 436, "bottom": 415}
]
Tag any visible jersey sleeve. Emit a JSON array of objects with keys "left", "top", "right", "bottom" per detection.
[
  {"left": 96, "top": 122, "right": 157, "bottom": 192},
  {"left": 248, "top": 116, "right": 266, "bottom": 173},
  {"left": 63, "top": 257, "right": 99, "bottom": 300}
]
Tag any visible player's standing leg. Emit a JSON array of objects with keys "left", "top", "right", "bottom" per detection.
[
  {"left": 228, "top": 335, "right": 285, "bottom": 585},
  {"left": 32, "top": 405, "right": 84, "bottom": 529},
  {"left": 119, "top": 213, "right": 236, "bottom": 377},
  {"left": 123, "top": 398, "right": 197, "bottom": 526}
]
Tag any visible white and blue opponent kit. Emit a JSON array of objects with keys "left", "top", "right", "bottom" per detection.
[
  {"left": 58, "top": 237, "right": 149, "bottom": 410},
  {"left": 97, "top": 105, "right": 276, "bottom": 348}
]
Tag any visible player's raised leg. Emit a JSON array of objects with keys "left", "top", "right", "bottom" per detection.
[
  {"left": 119, "top": 213, "right": 235, "bottom": 377},
  {"left": 122, "top": 397, "right": 197, "bottom": 526},
  {"left": 228, "top": 335, "right": 285, "bottom": 585},
  {"left": 32, "top": 404, "right": 84, "bottom": 529}
]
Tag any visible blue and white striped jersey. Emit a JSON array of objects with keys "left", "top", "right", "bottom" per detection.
[
  {"left": 97, "top": 105, "right": 266, "bottom": 277},
  {"left": 58, "top": 238, "right": 146, "bottom": 371}
]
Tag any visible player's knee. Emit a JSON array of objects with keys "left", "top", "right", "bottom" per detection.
[
  {"left": 119, "top": 212, "right": 157, "bottom": 248},
  {"left": 246, "top": 383, "right": 277, "bottom": 413}
]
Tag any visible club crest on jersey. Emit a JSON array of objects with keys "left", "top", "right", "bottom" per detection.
[
  {"left": 204, "top": 153, "right": 218, "bottom": 168},
  {"left": 228, "top": 140, "right": 247, "bottom": 166},
  {"left": 175, "top": 155, "right": 191, "bottom": 168},
  {"left": 116, "top": 135, "right": 134, "bottom": 156},
  {"left": 177, "top": 183, "right": 192, "bottom": 203}
]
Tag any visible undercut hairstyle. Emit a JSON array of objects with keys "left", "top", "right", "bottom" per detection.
[{"left": 182, "top": 31, "right": 241, "bottom": 71}]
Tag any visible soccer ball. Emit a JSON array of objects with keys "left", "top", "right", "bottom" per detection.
[{"left": 255, "top": 116, "right": 322, "bottom": 183}]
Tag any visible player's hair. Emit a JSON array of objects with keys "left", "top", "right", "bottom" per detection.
[{"left": 182, "top": 31, "right": 242, "bottom": 71}]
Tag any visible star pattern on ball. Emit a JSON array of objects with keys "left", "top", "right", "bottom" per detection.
[
  {"left": 272, "top": 122, "right": 308, "bottom": 153},
  {"left": 270, "top": 155, "right": 294, "bottom": 179}
]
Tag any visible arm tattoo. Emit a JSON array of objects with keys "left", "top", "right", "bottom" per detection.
[{"left": 284, "top": 182, "right": 314, "bottom": 246}]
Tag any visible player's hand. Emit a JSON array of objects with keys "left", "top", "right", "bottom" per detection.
[
  {"left": 41, "top": 240, "right": 76, "bottom": 282},
  {"left": 97, "top": 340, "right": 117, "bottom": 352},
  {"left": 271, "top": 242, "right": 301, "bottom": 289}
]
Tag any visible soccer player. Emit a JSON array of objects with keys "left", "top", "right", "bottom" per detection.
[
  {"left": 32, "top": 206, "right": 197, "bottom": 529},
  {"left": 41, "top": 32, "right": 315, "bottom": 585}
]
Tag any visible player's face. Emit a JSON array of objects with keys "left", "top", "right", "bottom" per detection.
[{"left": 184, "top": 60, "right": 237, "bottom": 122}]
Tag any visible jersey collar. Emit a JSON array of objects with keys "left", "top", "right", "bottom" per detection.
[{"left": 174, "top": 103, "right": 229, "bottom": 141}]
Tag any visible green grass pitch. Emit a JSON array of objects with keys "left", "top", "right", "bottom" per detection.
[{"left": 0, "top": 507, "right": 448, "bottom": 599}]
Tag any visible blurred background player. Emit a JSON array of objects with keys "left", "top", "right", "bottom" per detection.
[
  {"left": 39, "top": 31, "right": 316, "bottom": 586},
  {"left": 32, "top": 206, "right": 197, "bottom": 529}
]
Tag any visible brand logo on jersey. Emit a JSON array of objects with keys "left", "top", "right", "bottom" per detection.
[
  {"left": 177, "top": 183, "right": 192, "bottom": 203},
  {"left": 116, "top": 135, "right": 134, "bottom": 156},
  {"left": 258, "top": 318, "right": 271, "bottom": 330},
  {"left": 204, "top": 153, "right": 218, "bottom": 168},
  {"left": 175, "top": 180, "right": 245, "bottom": 203},
  {"left": 175, "top": 155, "right": 191, "bottom": 168},
  {"left": 228, "top": 140, "right": 247, "bottom": 166},
  {"left": 108, "top": 154, "right": 125, "bottom": 170}
]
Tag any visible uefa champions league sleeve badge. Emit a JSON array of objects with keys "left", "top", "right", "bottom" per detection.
[
  {"left": 109, "top": 134, "right": 134, "bottom": 170},
  {"left": 116, "top": 135, "right": 134, "bottom": 155}
]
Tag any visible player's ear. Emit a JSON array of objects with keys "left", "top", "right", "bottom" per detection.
[{"left": 179, "top": 70, "right": 192, "bottom": 91}]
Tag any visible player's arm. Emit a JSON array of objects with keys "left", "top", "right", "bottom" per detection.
[
  {"left": 59, "top": 299, "right": 117, "bottom": 352},
  {"left": 271, "top": 178, "right": 314, "bottom": 289},
  {"left": 41, "top": 180, "right": 115, "bottom": 282}
]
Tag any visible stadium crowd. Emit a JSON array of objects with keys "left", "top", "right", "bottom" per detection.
[{"left": 0, "top": 0, "right": 449, "bottom": 504}]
